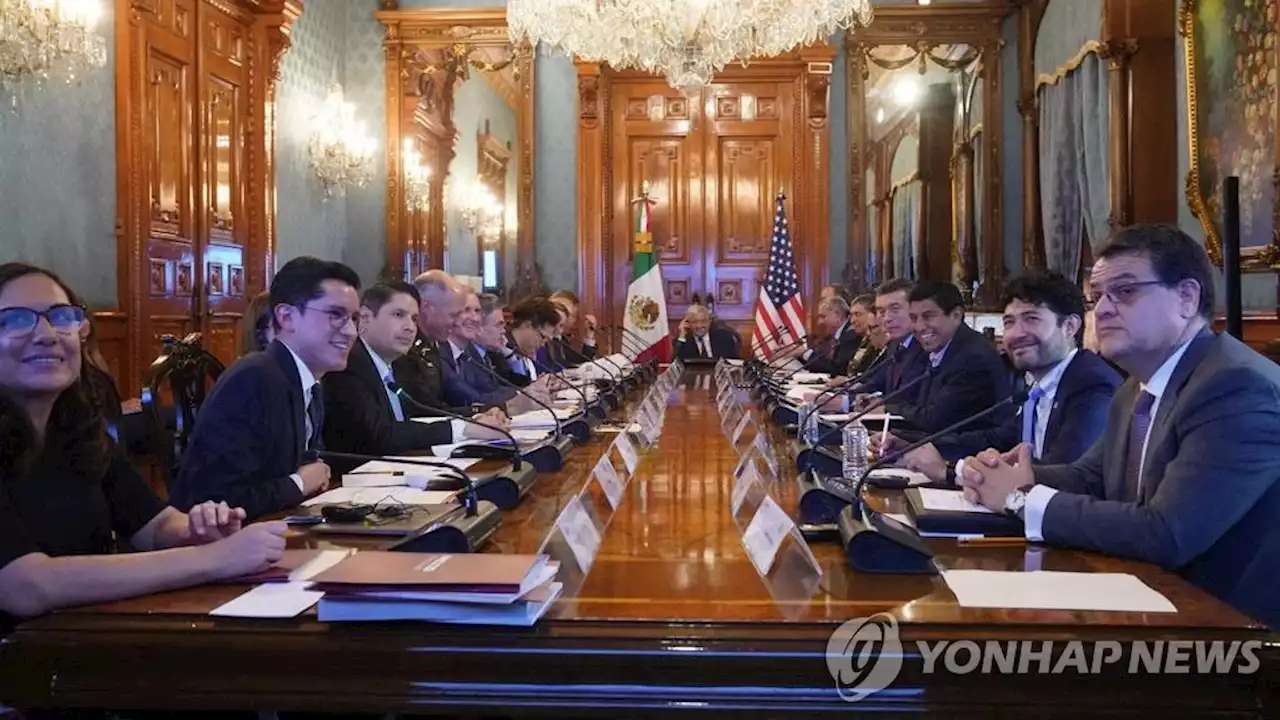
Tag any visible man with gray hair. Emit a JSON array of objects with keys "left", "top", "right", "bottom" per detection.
[
  {"left": 802, "top": 294, "right": 860, "bottom": 375},
  {"left": 673, "top": 303, "right": 740, "bottom": 360}
]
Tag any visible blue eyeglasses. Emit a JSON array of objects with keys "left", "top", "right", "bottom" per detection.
[{"left": 0, "top": 304, "right": 87, "bottom": 339}]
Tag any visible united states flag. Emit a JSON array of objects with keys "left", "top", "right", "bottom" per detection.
[{"left": 752, "top": 193, "right": 806, "bottom": 359}]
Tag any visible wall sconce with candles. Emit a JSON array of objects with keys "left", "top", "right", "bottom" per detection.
[
  {"left": 401, "top": 137, "right": 432, "bottom": 211},
  {"left": 455, "top": 179, "right": 503, "bottom": 243},
  {"left": 308, "top": 85, "right": 376, "bottom": 198},
  {"left": 0, "top": 0, "right": 107, "bottom": 95}
]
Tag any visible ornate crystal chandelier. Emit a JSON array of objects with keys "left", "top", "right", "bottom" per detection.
[
  {"left": 308, "top": 85, "right": 376, "bottom": 198},
  {"left": 401, "top": 138, "right": 432, "bottom": 211},
  {"left": 0, "top": 0, "right": 107, "bottom": 92},
  {"left": 509, "top": 0, "right": 873, "bottom": 90}
]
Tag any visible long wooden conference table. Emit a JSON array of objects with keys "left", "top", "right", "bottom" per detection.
[{"left": 1, "top": 367, "right": 1277, "bottom": 716}]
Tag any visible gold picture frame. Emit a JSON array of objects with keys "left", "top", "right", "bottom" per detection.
[{"left": 1180, "top": 0, "right": 1280, "bottom": 270}]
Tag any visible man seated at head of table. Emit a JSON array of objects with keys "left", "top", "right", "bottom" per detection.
[
  {"left": 320, "top": 281, "right": 506, "bottom": 473},
  {"left": 960, "top": 224, "right": 1280, "bottom": 628},
  {"left": 873, "top": 271, "right": 1122, "bottom": 482},
  {"left": 875, "top": 281, "right": 1012, "bottom": 435},
  {"left": 674, "top": 303, "right": 740, "bottom": 360},
  {"left": 171, "top": 257, "right": 365, "bottom": 519},
  {"left": 0, "top": 263, "right": 287, "bottom": 627}
]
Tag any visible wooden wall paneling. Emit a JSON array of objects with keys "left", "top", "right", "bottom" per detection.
[
  {"left": 586, "top": 50, "right": 833, "bottom": 352},
  {"left": 1017, "top": 0, "right": 1048, "bottom": 271},
  {"left": 114, "top": 0, "right": 297, "bottom": 392},
  {"left": 919, "top": 82, "right": 956, "bottom": 282},
  {"left": 575, "top": 62, "right": 609, "bottom": 351},
  {"left": 978, "top": 37, "right": 1005, "bottom": 308}
]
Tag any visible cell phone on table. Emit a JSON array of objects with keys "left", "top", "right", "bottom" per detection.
[{"left": 284, "top": 514, "right": 324, "bottom": 526}]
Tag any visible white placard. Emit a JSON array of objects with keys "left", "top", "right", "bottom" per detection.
[
  {"left": 741, "top": 495, "right": 796, "bottom": 575},
  {"left": 593, "top": 456, "right": 625, "bottom": 510},
  {"left": 614, "top": 433, "right": 639, "bottom": 475},
  {"left": 731, "top": 462, "right": 761, "bottom": 516},
  {"left": 730, "top": 411, "right": 753, "bottom": 445},
  {"left": 556, "top": 495, "right": 602, "bottom": 573},
  {"left": 753, "top": 433, "right": 779, "bottom": 477},
  {"left": 733, "top": 445, "right": 755, "bottom": 480},
  {"left": 641, "top": 416, "right": 662, "bottom": 445}
]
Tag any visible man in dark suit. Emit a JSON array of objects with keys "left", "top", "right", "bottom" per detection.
[
  {"left": 962, "top": 225, "right": 1280, "bottom": 627},
  {"left": 881, "top": 272, "right": 1121, "bottom": 480},
  {"left": 504, "top": 296, "right": 565, "bottom": 386},
  {"left": 855, "top": 279, "right": 929, "bottom": 400},
  {"left": 673, "top": 304, "right": 740, "bottom": 360},
  {"left": 547, "top": 289, "right": 597, "bottom": 368},
  {"left": 879, "top": 280, "right": 1012, "bottom": 435},
  {"left": 473, "top": 293, "right": 526, "bottom": 387},
  {"left": 321, "top": 282, "right": 490, "bottom": 472},
  {"left": 391, "top": 271, "right": 511, "bottom": 428},
  {"left": 802, "top": 296, "right": 860, "bottom": 375},
  {"left": 170, "top": 257, "right": 361, "bottom": 520},
  {"left": 440, "top": 287, "right": 533, "bottom": 408}
]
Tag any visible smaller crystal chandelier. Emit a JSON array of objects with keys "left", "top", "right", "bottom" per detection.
[
  {"left": 0, "top": 0, "right": 108, "bottom": 92},
  {"left": 456, "top": 180, "right": 503, "bottom": 242},
  {"left": 308, "top": 85, "right": 376, "bottom": 198},
  {"left": 401, "top": 138, "right": 432, "bottom": 211}
]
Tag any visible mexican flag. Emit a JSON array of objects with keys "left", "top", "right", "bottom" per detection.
[{"left": 622, "top": 193, "right": 672, "bottom": 364}]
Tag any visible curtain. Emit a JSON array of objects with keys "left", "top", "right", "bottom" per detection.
[
  {"left": 890, "top": 181, "right": 921, "bottom": 279},
  {"left": 1038, "top": 53, "right": 1110, "bottom": 282}
]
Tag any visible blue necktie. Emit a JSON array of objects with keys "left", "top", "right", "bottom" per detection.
[{"left": 1020, "top": 386, "right": 1045, "bottom": 454}]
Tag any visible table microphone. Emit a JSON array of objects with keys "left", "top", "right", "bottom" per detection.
[
  {"left": 795, "top": 346, "right": 898, "bottom": 434},
  {"left": 748, "top": 325, "right": 789, "bottom": 357},
  {"left": 386, "top": 381, "right": 523, "bottom": 470},
  {"left": 811, "top": 368, "right": 934, "bottom": 446},
  {"left": 464, "top": 348, "right": 567, "bottom": 440},
  {"left": 772, "top": 335, "right": 840, "bottom": 386},
  {"left": 565, "top": 328, "right": 626, "bottom": 385},
  {"left": 316, "top": 450, "right": 480, "bottom": 517},
  {"left": 839, "top": 389, "right": 1029, "bottom": 574}
]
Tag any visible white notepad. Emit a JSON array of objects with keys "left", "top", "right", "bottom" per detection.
[
  {"left": 210, "top": 582, "right": 324, "bottom": 619},
  {"left": 916, "top": 487, "right": 996, "bottom": 514},
  {"left": 941, "top": 570, "right": 1178, "bottom": 613}
]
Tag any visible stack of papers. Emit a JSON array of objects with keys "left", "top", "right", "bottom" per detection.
[
  {"left": 302, "top": 486, "right": 458, "bottom": 507},
  {"left": 314, "top": 551, "right": 562, "bottom": 626},
  {"left": 342, "top": 458, "right": 477, "bottom": 488}
]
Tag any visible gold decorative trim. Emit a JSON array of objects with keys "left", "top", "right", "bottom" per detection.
[
  {"left": 891, "top": 171, "right": 921, "bottom": 192},
  {"left": 968, "top": 122, "right": 984, "bottom": 140},
  {"left": 1178, "top": 0, "right": 1280, "bottom": 267},
  {"left": 1034, "top": 41, "right": 1103, "bottom": 89}
]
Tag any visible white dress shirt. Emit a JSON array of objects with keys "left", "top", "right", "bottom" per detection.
[
  {"left": 1028, "top": 349, "right": 1077, "bottom": 458},
  {"left": 1023, "top": 339, "right": 1195, "bottom": 541},
  {"left": 282, "top": 342, "right": 317, "bottom": 494}
]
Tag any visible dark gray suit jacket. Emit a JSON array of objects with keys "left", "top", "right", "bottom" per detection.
[{"left": 1034, "top": 331, "right": 1280, "bottom": 627}]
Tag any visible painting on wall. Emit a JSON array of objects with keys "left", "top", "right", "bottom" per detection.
[{"left": 1182, "top": 0, "right": 1280, "bottom": 269}]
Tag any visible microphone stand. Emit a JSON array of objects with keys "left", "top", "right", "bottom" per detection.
[
  {"left": 793, "top": 369, "right": 935, "bottom": 476},
  {"left": 313, "top": 450, "right": 501, "bottom": 554},
  {"left": 836, "top": 390, "right": 1028, "bottom": 574},
  {"left": 388, "top": 383, "right": 541, "bottom": 507},
  {"left": 560, "top": 332, "right": 625, "bottom": 409},
  {"left": 469, "top": 347, "right": 592, "bottom": 443},
  {"left": 615, "top": 325, "right": 660, "bottom": 380},
  {"left": 792, "top": 348, "right": 897, "bottom": 444}
]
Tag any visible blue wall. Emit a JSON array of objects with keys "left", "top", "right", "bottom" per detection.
[
  {"left": 275, "top": 0, "right": 385, "bottom": 286},
  {"left": 0, "top": 7, "right": 116, "bottom": 307}
]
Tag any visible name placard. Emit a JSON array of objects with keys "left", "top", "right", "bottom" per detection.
[
  {"left": 593, "top": 456, "right": 625, "bottom": 510},
  {"left": 741, "top": 495, "right": 795, "bottom": 575},
  {"left": 614, "top": 433, "right": 639, "bottom": 475},
  {"left": 556, "top": 494, "right": 602, "bottom": 573}
]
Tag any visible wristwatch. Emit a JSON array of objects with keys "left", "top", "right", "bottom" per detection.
[{"left": 1003, "top": 484, "right": 1034, "bottom": 519}]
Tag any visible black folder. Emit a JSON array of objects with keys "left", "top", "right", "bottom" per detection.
[{"left": 905, "top": 488, "right": 1024, "bottom": 537}]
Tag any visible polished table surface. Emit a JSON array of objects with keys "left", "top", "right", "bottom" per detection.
[{"left": 2, "top": 368, "right": 1277, "bottom": 716}]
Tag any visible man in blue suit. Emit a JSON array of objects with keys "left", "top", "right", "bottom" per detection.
[
  {"left": 170, "top": 257, "right": 361, "bottom": 520},
  {"left": 879, "top": 272, "right": 1121, "bottom": 480},
  {"left": 878, "top": 280, "right": 1012, "bottom": 436},
  {"left": 962, "top": 225, "right": 1280, "bottom": 628},
  {"left": 442, "top": 286, "right": 549, "bottom": 412}
]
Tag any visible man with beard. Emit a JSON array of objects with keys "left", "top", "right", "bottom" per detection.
[{"left": 873, "top": 272, "right": 1121, "bottom": 483}]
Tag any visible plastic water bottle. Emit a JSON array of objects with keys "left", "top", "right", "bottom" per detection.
[
  {"left": 800, "top": 400, "right": 819, "bottom": 444},
  {"left": 842, "top": 423, "right": 870, "bottom": 479}
]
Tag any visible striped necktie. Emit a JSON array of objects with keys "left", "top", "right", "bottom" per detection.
[{"left": 1122, "top": 391, "right": 1156, "bottom": 501}]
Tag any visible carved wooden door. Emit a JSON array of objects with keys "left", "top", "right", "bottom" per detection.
[{"left": 137, "top": 0, "right": 250, "bottom": 372}]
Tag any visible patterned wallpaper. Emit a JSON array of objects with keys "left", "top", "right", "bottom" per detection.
[
  {"left": 0, "top": 7, "right": 116, "bottom": 307},
  {"left": 342, "top": 0, "right": 388, "bottom": 285},
  {"left": 534, "top": 52, "right": 579, "bottom": 293}
]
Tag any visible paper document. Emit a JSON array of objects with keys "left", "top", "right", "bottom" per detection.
[
  {"left": 511, "top": 408, "right": 576, "bottom": 429},
  {"left": 343, "top": 459, "right": 475, "bottom": 488},
  {"left": 409, "top": 416, "right": 451, "bottom": 425},
  {"left": 817, "top": 412, "right": 903, "bottom": 424},
  {"left": 302, "top": 486, "right": 457, "bottom": 507},
  {"left": 790, "top": 372, "right": 830, "bottom": 384},
  {"left": 210, "top": 582, "right": 323, "bottom": 618},
  {"left": 941, "top": 570, "right": 1178, "bottom": 613},
  {"left": 917, "top": 487, "right": 996, "bottom": 514},
  {"left": 869, "top": 468, "right": 931, "bottom": 486}
]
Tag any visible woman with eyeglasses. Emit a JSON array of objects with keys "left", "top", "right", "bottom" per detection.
[{"left": 0, "top": 263, "right": 288, "bottom": 630}]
